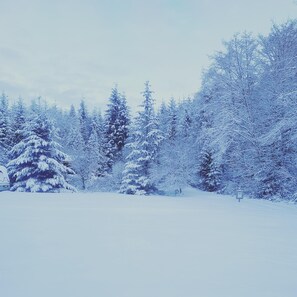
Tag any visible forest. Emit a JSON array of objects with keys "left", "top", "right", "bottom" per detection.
[{"left": 1, "top": 19, "right": 297, "bottom": 201}]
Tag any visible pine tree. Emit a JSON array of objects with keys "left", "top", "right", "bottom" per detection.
[
  {"left": 120, "top": 82, "right": 163, "bottom": 195},
  {"left": 167, "top": 98, "right": 178, "bottom": 141},
  {"left": 10, "top": 98, "right": 27, "bottom": 147},
  {"left": 7, "top": 112, "right": 75, "bottom": 192},
  {"left": 73, "top": 130, "right": 100, "bottom": 190},
  {"left": 104, "top": 87, "right": 130, "bottom": 168},
  {"left": 199, "top": 149, "right": 221, "bottom": 192},
  {"left": 8, "top": 99, "right": 27, "bottom": 185},
  {"left": 79, "top": 100, "right": 91, "bottom": 144},
  {"left": 63, "top": 105, "right": 89, "bottom": 189},
  {"left": 157, "top": 101, "right": 169, "bottom": 137},
  {"left": 88, "top": 117, "right": 108, "bottom": 178},
  {"left": 65, "top": 106, "right": 84, "bottom": 155},
  {"left": 118, "top": 94, "right": 130, "bottom": 152},
  {"left": 0, "top": 93, "right": 10, "bottom": 164}
]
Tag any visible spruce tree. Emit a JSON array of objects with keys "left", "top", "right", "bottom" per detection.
[
  {"left": 7, "top": 112, "right": 75, "bottom": 192},
  {"left": 10, "top": 98, "right": 27, "bottom": 147},
  {"left": 87, "top": 118, "right": 107, "bottom": 178},
  {"left": 199, "top": 149, "right": 221, "bottom": 192},
  {"left": 79, "top": 100, "right": 91, "bottom": 144},
  {"left": 120, "top": 82, "right": 163, "bottom": 195},
  {"left": 168, "top": 98, "right": 178, "bottom": 141},
  {"left": 0, "top": 93, "right": 10, "bottom": 164},
  {"left": 104, "top": 87, "right": 130, "bottom": 168}
]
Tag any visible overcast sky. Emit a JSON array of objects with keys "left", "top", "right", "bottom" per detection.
[{"left": 0, "top": 0, "right": 296, "bottom": 111}]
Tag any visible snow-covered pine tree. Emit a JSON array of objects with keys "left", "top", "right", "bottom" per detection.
[
  {"left": 7, "top": 111, "right": 75, "bottom": 192},
  {"left": 104, "top": 87, "right": 130, "bottom": 168},
  {"left": 8, "top": 98, "right": 27, "bottom": 185},
  {"left": 64, "top": 105, "right": 84, "bottom": 155},
  {"left": 167, "top": 98, "right": 178, "bottom": 141},
  {"left": 179, "top": 107, "right": 193, "bottom": 139},
  {"left": 87, "top": 116, "right": 108, "bottom": 178},
  {"left": 120, "top": 81, "right": 163, "bottom": 195},
  {"left": 199, "top": 148, "right": 221, "bottom": 192},
  {"left": 156, "top": 101, "right": 169, "bottom": 137},
  {"left": 118, "top": 93, "right": 130, "bottom": 153},
  {"left": 73, "top": 126, "right": 102, "bottom": 190},
  {"left": 0, "top": 93, "right": 11, "bottom": 164},
  {"left": 79, "top": 99, "right": 91, "bottom": 144},
  {"left": 10, "top": 98, "right": 27, "bottom": 147},
  {"left": 63, "top": 105, "right": 89, "bottom": 189}
]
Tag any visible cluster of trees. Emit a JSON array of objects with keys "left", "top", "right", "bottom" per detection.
[
  {"left": 0, "top": 20, "right": 296, "bottom": 200},
  {"left": 0, "top": 89, "right": 130, "bottom": 192},
  {"left": 196, "top": 20, "right": 297, "bottom": 200}
]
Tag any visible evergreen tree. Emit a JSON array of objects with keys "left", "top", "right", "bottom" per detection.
[
  {"left": 120, "top": 81, "right": 163, "bottom": 195},
  {"left": 8, "top": 98, "right": 27, "bottom": 185},
  {"left": 64, "top": 106, "right": 84, "bottom": 155},
  {"left": 199, "top": 149, "right": 221, "bottom": 192},
  {"left": 64, "top": 105, "right": 89, "bottom": 189},
  {"left": 88, "top": 116, "right": 108, "bottom": 178},
  {"left": 79, "top": 99, "right": 91, "bottom": 144},
  {"left": 10, "top": 98, "right": 27, "bottom": 147},
  {"left": 167, "top": 98, "right": 178, "bottom": 141},
  {"left": 156, "top": 101, "right": 169, "bottom": 137},
  {"left": 7, "top": 112, "right": 75, "bottom": 192},
  {"left": 0, "top": 93, "right": 10, "bottom": 164},
  {"left": 104, "top": 87, "right": 130, "bottom": 168}
]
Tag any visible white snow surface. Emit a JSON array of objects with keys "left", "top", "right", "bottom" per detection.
[{"left": 0, "top": 188, "right": 296, "bottom": 297}]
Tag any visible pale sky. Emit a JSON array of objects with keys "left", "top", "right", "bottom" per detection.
[{"left": 0, "top": 0, "right": 296, "bottom": 111}]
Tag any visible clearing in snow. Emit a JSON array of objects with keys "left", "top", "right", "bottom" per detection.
[{"left": 0, "top": 189, "right": 296, "bottom": 297}]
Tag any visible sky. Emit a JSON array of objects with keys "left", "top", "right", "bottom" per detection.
[{"left": 0, "top": 0, "right": 296, "bottom": 112}]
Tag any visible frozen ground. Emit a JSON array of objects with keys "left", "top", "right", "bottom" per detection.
[{"left": 0, "top": 189, "right": 296, "bottom": 297}]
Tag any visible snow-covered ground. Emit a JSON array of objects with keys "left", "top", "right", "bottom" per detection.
[{"left": 0, "top": 189, "right": 296, "bottom": 297}]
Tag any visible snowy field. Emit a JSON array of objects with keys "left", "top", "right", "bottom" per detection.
[{"left": 0, "top": 189, "right": 296, "bottom": 297}]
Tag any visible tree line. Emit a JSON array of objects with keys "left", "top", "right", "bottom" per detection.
[{"left": 0, "top": 19, "right": 296, "bottom": 200}]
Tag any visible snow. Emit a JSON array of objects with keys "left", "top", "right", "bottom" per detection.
[{"left": 0, "top": 189, "right": 296, "bottom": 297}]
